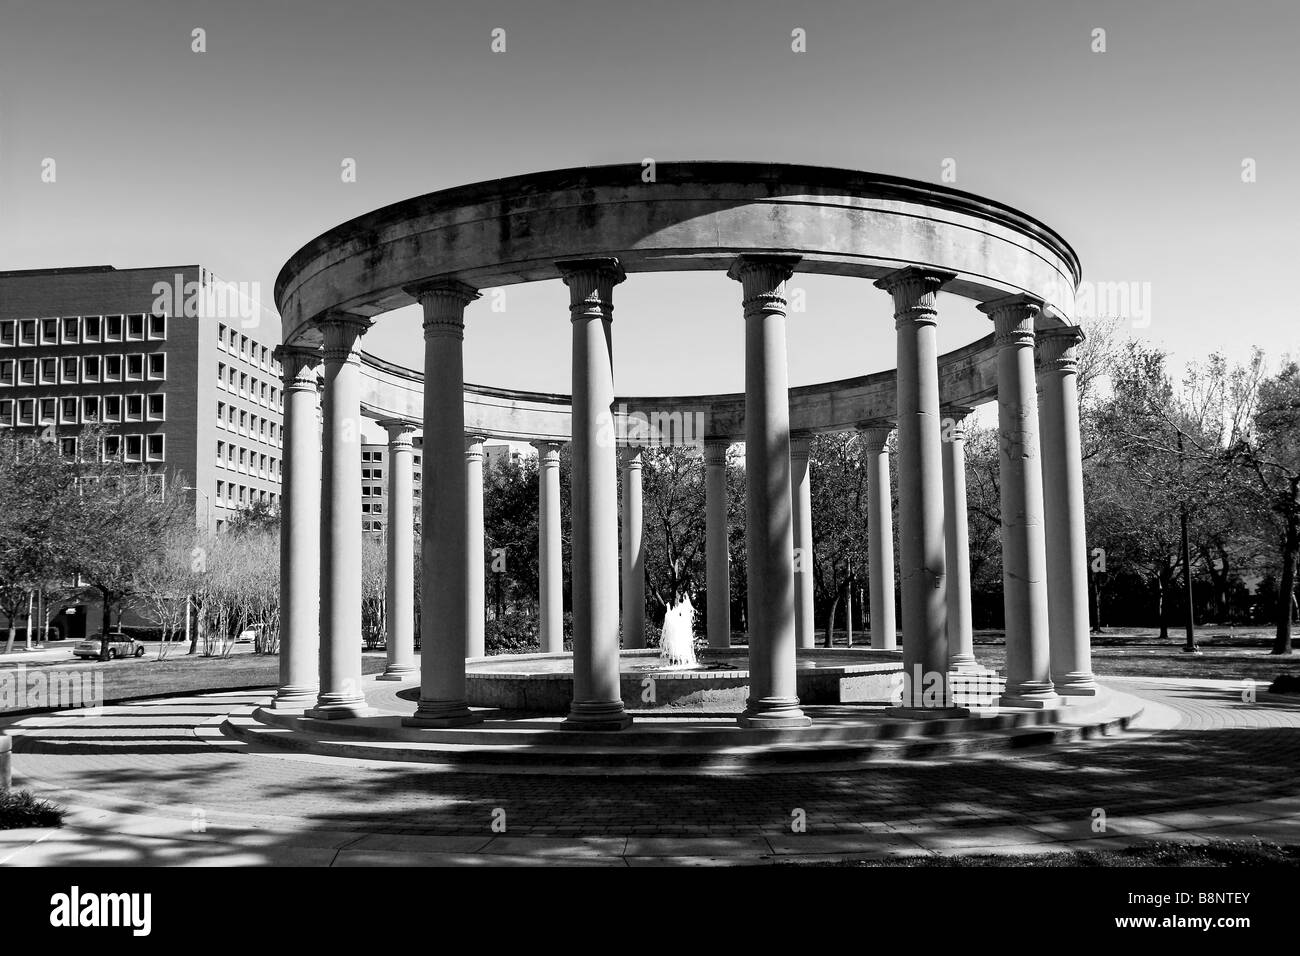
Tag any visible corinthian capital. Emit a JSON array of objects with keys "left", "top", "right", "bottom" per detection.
[
  {"left": 275, "top": 344, "right": 321, "bottom": 392},
  {"left": 978, "top": 293, "right": 1045, "bottom": 348},
  {"left": 556, "top": 258, "right": 626, "bottom": 321},
  {"left": 1035, "top": 325, "right": 1085, "bottom": 374},
  {"left": 405, "top": 279, "right": 480, "bottom": 340},
  {"left": 727, "top": 254, "right": 801, "bottom": 319},
  {"left": 874, "top": 266, "right": 957, "bottom": 328}
]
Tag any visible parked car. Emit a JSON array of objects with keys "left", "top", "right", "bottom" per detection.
[
  {"left": 235, "top": 624, "right": 265, "bottom": 644},
  {"left": 72, "top": 633, "right": 147, "bottom": 660}
]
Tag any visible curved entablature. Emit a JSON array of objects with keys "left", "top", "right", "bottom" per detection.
[
  {"left": 357, "top": 331, "right": 1001, "bottom": 443},
  {"left": 275, "top": 161, "right": 1081, "bottom": 348}
]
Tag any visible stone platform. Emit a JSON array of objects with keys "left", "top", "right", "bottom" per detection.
[{"left": 217, "top": 674, "right": 1146, "bottom": 776}]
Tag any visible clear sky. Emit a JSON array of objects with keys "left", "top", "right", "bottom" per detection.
[{"left": 3, "top": 0, "right": 1296, "bottom": 442}]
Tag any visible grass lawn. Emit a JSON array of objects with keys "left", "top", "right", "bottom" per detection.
[
  {"left": 792, "top": 840, "right": 1300, "bottom": 867},
  {"left": 0, "top": 646, "right": 389, "bottom": 714}
]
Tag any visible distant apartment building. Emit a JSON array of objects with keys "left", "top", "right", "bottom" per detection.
[{"left": 0, "top": 264, "right": 284, "bottom": 533}]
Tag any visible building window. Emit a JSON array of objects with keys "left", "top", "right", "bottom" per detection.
[
  {"left": 40, "top": 318, "right": 59, "bottom": 344},
  {"left": 239, "top": 372, "right": 247, "bottom": 396},
  {"left": 0, "top": 399, "right": 12, "bottom": 425},
  {"left": 372, "top": 468, "right": 383, "bottom": 480},
  {"left": 0, "top": 320, "right": 14, "bottom": 347},
  {"left": 60, "top": 356, "right": 78, "bottom": 383},
  {"left": 218, "top": 324, "right": 228, "bottom": 350},
  {"left": 18, "top": 359, "right": 36, "bottom": 385},
  {"left": 105, "top": 315, "right": 123, "bottom": 341},
  {"left": 61, "top": 317, "right": 80, "bottom": 343},
  {"left": 362, "top": 451, "right": 372, "bottom": 463},
  {"left": 147, "top": 393, "right": 164, "bottom": 420},
  {"left": 238, "top": 448, "right": 247, "bottom": 471},
  {"left": 125, "top": 395, "right": 143, "bottom": 421},
  {"left": 39, "top": 357, "right": 57, "bottom": 384},
  {"left": 126, "top": 354, "right": 144, "bottom": 380},
  {"left": 239, "top": 410, "right": 247, "bottom": 434},
  {"left": 148, "top": 353, "right": 166, "bottom": 379},
  {"left": 104, "top": 355, "right": 122, "bottom": 382},
  {"left": 216, "top": 480, "right": 225, "bottom": 502},
  {"left": 59, "top": 437, "right": 77, "bottom": 458},
  {"left": 0, "top": 360, "right": 12, "bottom": 387},
  {"left": 126, "top": 314, "right": 144, "bottom": 340},
  {"left": 216, "top": 440, "right": 225, "bottom": 466},
  {"left": 83, "top": 316, "right": 102, "bottom": 342},
  {"left": 19, "top": 320, "right": 37, "bottom": 346},
  {"left": 124, "top": 435, "right": 143, "bottom": 462},
  {"left": 82, "top": 355, "right": 100, "bottom": 381},
  {"left": 372, "top": 503, "right": 383, "bottom": 515},
  {"left": 148, "top": 313, "right": 166, "bottom": 339},
  {"left": 217, "top": 363, "right": 226, "bottom": 389},
  {"left": 228, "top": 366, "right": 237, "bottom": 389},
  {"left": 38, "top": 398, "right": 56, "bottom": 424},
  {"left": 17, "top": 399, "right": 35, "bottom": 425},
  {"left": 146, "top": 434, "right": 164, "bottom": 461},
  {"left": 82, "top": 396, "right": 100, "bottom": 421},
  {"left": 361, "top": 503, "right": 371, "bottom": 514},
  {"left": 103, "top": 395, "right": 122, "bottom": 422},
  {"left": 259, "top": 454, "right": 267, "bottom": 475},
  {"left": 103, "top": 435, "right": 121, "bottom": 460},
  {"left": 59, "top": 397, "right": 78, "bottom": 424}
]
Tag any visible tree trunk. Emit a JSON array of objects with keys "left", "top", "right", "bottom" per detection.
[
  {"left": 99, "top": 590, "right": 113, "bottom": 661},
  {"left": 1271, "top": 510, "right": 1298, "bottom": 655},
  {"left": 1155, "top": 575, "right": 1168, "bottom": 642},
  {"left": 825, "top": 592, "right": 841, "bottom": 648},
  {"left": 3, "top": 623, "right": 14, "bottom": 655}
]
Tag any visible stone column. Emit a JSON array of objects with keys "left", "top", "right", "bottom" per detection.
[
  {"left": 403, "top": 280, "right": 482, "bottom": 727},
  {"left": 874, "top": 267, "right": 954, "bottom": 710},
  {"left": 728, "top": 254, "right": 810, "bottom": 728},
  {"left": 533, "top": 440, "right": 565, "bottom": 654},
  {"left": 940, "top": 405, "right": 979, "bottom": 673},
  {"left": 465, "top": 433, "right": 487, "bottom": 659},
  {"left": 704, "top": 438, "right": 732, "bottom": 649},
  {"left": 790, "top": 432, "right": 815, "bottom": 650},
  {"left": 1037, "top": 326, "right": 1098, "bottom": 696},
  {"left": 271, "top": 345, "right": 321, "bottom": 709},
  {"left": 859, "top": 424, "right": 897, "bottom": 651},
  {"left": 307, "top": 314, "right": 374, "bottom": 720},
  {"left": 558, "top": 258, "right": 632, "bottom": 731},
  {"left": 377, "top": 418, "right": 418, "bottom": 682},
  {"left": 620, "top": 445, "right": 646, "bottom": 650},
  {"left": 978, "top": 294, "right": 1059, "bottom": 708}
]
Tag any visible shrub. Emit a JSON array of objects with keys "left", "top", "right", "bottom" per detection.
[
  {"left": 0, "top": 790, "right": 66, "bottom": 830},
  {"left": 485, "top": 611, "right": 541, "bottom": 655}
]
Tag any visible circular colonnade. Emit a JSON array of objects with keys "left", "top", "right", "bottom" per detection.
[{"left": 269, "top": 162, "right": 1097, "bottom": 735}]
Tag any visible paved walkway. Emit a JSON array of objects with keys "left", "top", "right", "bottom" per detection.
[{"left": 2, "top": 677, "right": 1298, "bottom": 865}]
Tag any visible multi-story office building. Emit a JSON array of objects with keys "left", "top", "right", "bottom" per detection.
[
  {"left": 0, "top": 264, "right": 284, "bottom": 532},
  {"left": 360, "top": 437, "right": 424, "bottom": 535}
]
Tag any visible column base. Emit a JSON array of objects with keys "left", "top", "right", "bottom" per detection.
[
  {"left": 561, "top": 700, "right": 633, "bottom": 732},
  {"left": 376, "top": 664, "right": 418, "bottom": 682},
  {"left": 1000, "top": 685, "right": 1062, "bottom": 710},
  {"left": 870, "top": 637, "right": 898, "bottom": 651},
  {"left": 948, "top": 653, "right": 982, "bottom": 673},
  {"left": 305, "top": 701, "right": 376, "bottom": 720},
  {"left": 708, "top": 638, "right": 731, "bottom": 650},
  {"left": 402, "top": 700, "right": 483, "bottom": 728},
  {"left": 269, "top": 686, "right": 319, "bottom": 710},
  {"left": 1056, "top": 672, "right": 1099, "bottom": 696},
  {"left": 737, "top": 697, "right": 812, "bottom": 729}
]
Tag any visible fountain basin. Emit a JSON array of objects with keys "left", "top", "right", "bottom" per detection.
[{"left": 462, "top": 647, "right": 904, "bottom": 714}]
